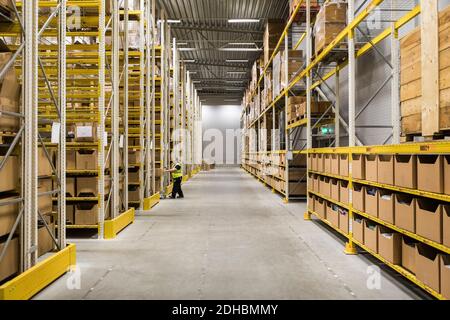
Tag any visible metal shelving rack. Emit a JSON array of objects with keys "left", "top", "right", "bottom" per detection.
[
  {"left": 241, "top": 0, "right": 449, "bottom": 300},
  {"left": 0, "top": 0, "right": 75, "bottom": 300}
]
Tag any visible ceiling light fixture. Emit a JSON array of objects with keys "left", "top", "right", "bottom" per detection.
[
  {"left": 227, "top": 71, "right": 247, "bottom": 74},
  {"left": 183, "top": 59, "right": 195, "bottom": 63},
  {"left": 177, "top": 42, "right": 188, "bottom": 46},
  {"left": 228, "top": 19, "right": 260, "bottom": 23},
  {"left": 219, "top": 48, "right": 262, "bottom": 52},
  {"left": 227, "top": 42, "right": 256, "bottom": 46},
  {"left": 167, "top": 19, "right": 182, "bottom": 23},
  {"left": 179, "top": 48, "right": 196, "bottom": 51},
  {"left": 226, "top": 59, "right": 249, "bottom": 63}
]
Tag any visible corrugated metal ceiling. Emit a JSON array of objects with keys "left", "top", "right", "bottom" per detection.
[{"left": 156, "top": 0, "right": 289, "bottom": 102}]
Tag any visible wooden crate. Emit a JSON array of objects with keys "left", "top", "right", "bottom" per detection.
[{"left": 400, "top": 5, "right": 450, "bottom": 137}]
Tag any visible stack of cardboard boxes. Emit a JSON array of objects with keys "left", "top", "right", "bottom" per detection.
[
  {"left": 308, "top": 150, "right": 450, "bottom": 298},
  {"left": 0, "top": 37, "right": 21, "bottom": 283},
  {"left": 313, "top": 1, "right": 347, "bottom": 56},
  {"left": 286, "top": 97, "right": 332, "bottom": 124},
  {"left": 263, "top": 20, "right": 284, "bottom": 68}
]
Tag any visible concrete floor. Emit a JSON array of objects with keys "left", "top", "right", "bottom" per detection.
[{"left": 35, "top": 166, "right": 428, "bottom": 300}]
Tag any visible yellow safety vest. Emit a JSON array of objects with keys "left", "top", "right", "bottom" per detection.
[{"left": 172, "top": 164, "right": 182, "bottom": 179}]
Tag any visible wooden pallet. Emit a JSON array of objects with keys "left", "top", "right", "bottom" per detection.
[
  {"left": 288, "top": 114, "right": 307, "bottom": 125},
  {"left": 400, "top": 130, "right": 450, "bottom": 143}
]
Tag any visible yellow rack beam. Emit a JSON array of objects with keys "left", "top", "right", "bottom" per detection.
[
  {"left": 0, "top": 244, "right": 76, "bottom": 300},
  {"left": 143, "top": 193, "right": 160, "bottom": 210},
  {"left": 104, "top": 208, "right": 135, "bottom": 239}
]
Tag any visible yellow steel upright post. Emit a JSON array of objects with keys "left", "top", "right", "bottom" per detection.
[
  {"left": 345, "top": 0, "right": 357, "bottom": 255},
  {"left": 304, "top": 0, "right": 312, "bottom": 219}
]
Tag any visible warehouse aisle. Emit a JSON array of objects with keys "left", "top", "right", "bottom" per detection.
[{"left": 35, "top": 167, "right": 426, "bottom": 300}]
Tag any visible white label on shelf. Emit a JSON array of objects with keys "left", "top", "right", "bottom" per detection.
[
  {"left": 104, "top": 132, "right": 108, "bottom": 145},
  {"left": 287, "top": 151, "right": 293, "bottom": 161},
  {"left": 76, "top": 126, "right": 93, "bottom": 138},
  {"left": 119, "top": 135, "right": 124, "bottom": 148},
  {"left": 51, "top": 122, "right": 60, "bottom": 144}
]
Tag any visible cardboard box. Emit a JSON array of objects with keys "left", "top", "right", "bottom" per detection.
[
  {"left": 330, "top": 178, "right": 339, "bottom": 202},
  {"left": 323, "top": 154, "right": 331, "bottom": 173},
  {"left": 416, "top": 199, "right": 442, "bottom": 243},
  {"left": 307, "top": 154, "right": 313, "bottom": 170},
  {"left": 315, "top": 197, "right": 326, "bottom": 219},
  {"left": 67, "top": 150, "right": 76, "bottom": 170},
  {"left": 331, "top": 154, "right": 339, "bottom": 175},
  {"left": 319, "top": 176, "right": 330, "bottom": 197},
  {"left": 38, "top": 223, "right": 55, "bottom": 257},
  {"left": 129, "top": 169, "right": 140, "bottom": 184},
  {"left": 378, "top": 226, "right": 402, "bottom": 264},
  {"left": 395, "top": 194, "right": 415, "bottom": 233},
  {"left": 38, "top": 147, "right": 53, "bottom": 177},
  {"left": 441, "top": 255, "right": 450, "bottom": 299},
  {"left": 365, "top": 155, "right": 378, "bottom": 182},
  {"left": 76, "top": 177, "right": 98, "bottom": 196},
  {"left": 311, "top": 153, "right": 318, "bottom": 171},
  {"left": 417, "top": 155, "right": 444, "bottom": 194},
  {"left": 0, "top": 50, "right": 21, "bottom": 131},
  {"left": 339, "top": 180, "right": 349, "bottom": 204},
  {"left": 128, "top": 149, "right": 141, "bottom": 164},
  {"left": 352, "top": 184, "right": 365, "bottom": 212},
  {"left": 445, "top": 155, "right": 450, "bottom": 195},
  {"left": 66, "top": 177, "right": 76, "bottom": 197},
  {"left": 128, "top": 186, "right": 140, "bottom": 202},
  {"left": 339, "top": 154, "right": 348, "bottom": 176},
  {"left": 338, "top": 208, "right": 349, "bottom": 234},
  {"left": 314, "top": 2, "right": 347, "bottom": 55},
  {"left": 352, "top": 216, "right": 364, "bottom": 243},
  {"left": 0, "top": 155, "right": 18, "bottom": 193},
  {"left": 326, "top": 202, "right": 339, "bottom": 228},
  {"left": 415, "top": 244, "right": 440, "bottom": 292},
  {"left": 0, "top": 196, "right": 19, "bottom": 237},
  {"left": 38, "top": 178, "right": 53, "bottom": 215},
  {"left": 377, "top": 155, "right": 394, "bottom": 185},
  {"left": 402, "top": 237, "right": 417, "bottom": 274},
  {"left": 0, "top": 237, "right": 19, "bottom": 282},
  {"left": 76, "top": 150, "right": 98, "bottom": 170},
  {"left": 263, "top": 20, "right": 284, "bottom": 66},
  {"left": 75, "top": 203, "right": 98, "bottom": 225},
  {"left": 364, "top": 220, "right": 379, "bottom": 253},
  {"left": 317, "top": 154, "right": 324, "bottom": 172},
  {"left": 289, "top": 182, "right": 306, "bottom": 196},
  {"left": 394, "top": 155, "right": 417, "bottom": 189},
  {"left": 308, "top": 193, "right": 315, "bottom": 212},
  {"left": 365, "top": 187, "right": 379, "bottom": 218},
  {"left": 313, "top": 174, "right": 319, "bottom": 192},
  {"left": 75, "top": 122, "right": 97, "bottom": 142},
  {"left": 0, "top": 98, "right": 19, "bottom": 131},
  {"left": 352, "top": 154, "right": 365, "bottom": 180},
  {"left": 66, "top": 205, "right": 75, "bottom": 225},
  {"left": 444, "top": 205, "right": 450, "bottom": 248},
  {"left": 378, "top": 190, "right": 394, "bottom": 224}
]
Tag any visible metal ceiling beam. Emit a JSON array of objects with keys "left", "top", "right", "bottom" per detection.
[{"left": 172, "top": 24, "right": 264, "bottom": 34}]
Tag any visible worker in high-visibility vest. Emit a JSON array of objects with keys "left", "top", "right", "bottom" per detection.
[{"left": 165, "top": 163, "right": 184, "bottom": 199}]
